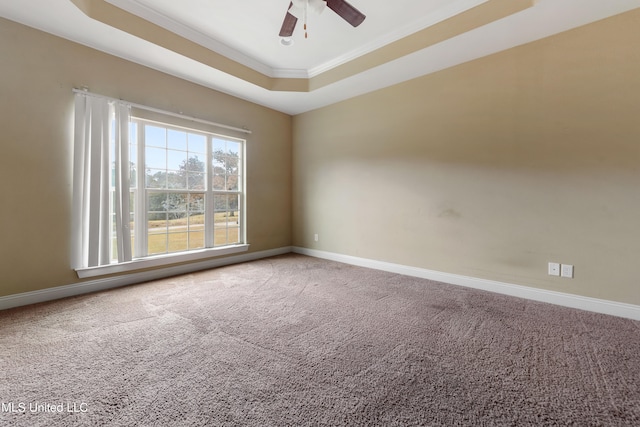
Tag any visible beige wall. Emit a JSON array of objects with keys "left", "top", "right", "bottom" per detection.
[
  {"left": 2, "top": 10, "right": 639, "bottom": 307},
  {"left": 0, "top": 18, "right": 291, "bottom": 298},
  {"left": 293, "top": 10, "right": 640, "bottom": 305}
]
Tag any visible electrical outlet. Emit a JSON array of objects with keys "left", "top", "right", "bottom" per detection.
[
  {"left": 548, "top": 262, "right": 560, "bottom": 276},
  {"left": 561, "top": 264, "right": 574, "bottom": 278},
  {"left": 314, "top": 233, "right": 319, "bottom": 242}
]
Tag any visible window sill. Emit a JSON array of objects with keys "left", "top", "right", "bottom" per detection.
[{"left": 75, "top": 244, "right": 250, "bottom": 279}]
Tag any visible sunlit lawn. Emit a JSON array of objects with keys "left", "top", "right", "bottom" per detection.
[
  {"left": 147, "top": 212, "right": 239, "bottom": 254},
  {"left": 114, "top": 212, "right": 240, "bottom": 257}
]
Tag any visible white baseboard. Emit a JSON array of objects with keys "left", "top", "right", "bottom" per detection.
[
  {"left": 4, "top": 246, "right": 639, "bottom": 321},
  {"left": 0, "top": 247, "right": 292, "bottom": 311},
  {"left": 292, "top": 247, "right": 640, "bottom": 321}
]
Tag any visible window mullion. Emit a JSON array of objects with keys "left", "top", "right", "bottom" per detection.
[
  {"left": 135, "top": 120, "right": 147, "bottom": 257},
  {"left": 205, "top": 135, "right": 214, "bottom": 247}
]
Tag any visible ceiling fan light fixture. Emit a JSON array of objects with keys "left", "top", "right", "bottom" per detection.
[{"left": 280, "top": 37, "right": 294, "bottom": 47}]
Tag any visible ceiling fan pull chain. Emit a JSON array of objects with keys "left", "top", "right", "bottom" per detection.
[
  {"left": 281, "top": 0, "right": 360, "bottom": 40},
  {"left": 304, "top": 0, "right": 308, "bottom": 38}
]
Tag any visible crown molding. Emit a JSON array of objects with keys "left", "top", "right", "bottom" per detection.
[
  {"left": 71, "top": 0, "right": 535, "bottom": 93},
  {"left": 5, "top": 0, "right": 638, "bottom": 114},
  {"left": 307, "top": 0, "right": 489, "bottom": 77},
  {"left": 108, "top": 0, "right": 491, "bottom": 80},
  {"left": 106, "top": 0, "right": 278, "bottom": 77}
]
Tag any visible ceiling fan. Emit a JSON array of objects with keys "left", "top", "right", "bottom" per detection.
[{"left": 279, "top": 0, "right": 366, "bottom": 38}]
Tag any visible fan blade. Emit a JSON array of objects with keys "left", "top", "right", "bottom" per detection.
[
  {"left": 279, "top": 2, "right": 298, "bottom": 37},
  {"left": 326, "top": 0, "right": 366, "bottom": 27}
]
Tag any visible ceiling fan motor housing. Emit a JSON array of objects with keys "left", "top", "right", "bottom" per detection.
[{"left": 280, "top": 0, "right": 366, "bottom": 37}]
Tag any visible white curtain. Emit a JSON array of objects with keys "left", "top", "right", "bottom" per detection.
[{"left": 72, "top": 93, "right": 132, "bottom": 269}]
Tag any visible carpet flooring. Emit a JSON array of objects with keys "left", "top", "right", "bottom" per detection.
[{"left": 1, "top": 253, "right": 639, "bottom": 426}]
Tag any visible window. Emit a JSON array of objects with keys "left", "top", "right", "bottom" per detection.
[
  {"left": 72, "top": 93, "right": 248, "bottom": 278},
  {"left": 131, "top": 118, "right": 245, "bottom": 257}
]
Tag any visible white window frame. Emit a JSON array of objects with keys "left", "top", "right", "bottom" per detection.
[
  {"left": 131, "top": 118, "right": 246, "bottom": 257},
  {"left": 74, "top": 106, "right": 248, "bottom": 279}
]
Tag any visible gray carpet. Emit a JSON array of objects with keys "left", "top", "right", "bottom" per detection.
[{"left": 1, "top": 253, "right": 639, "bottom": 426}]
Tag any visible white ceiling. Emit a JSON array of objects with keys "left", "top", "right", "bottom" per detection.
[{"left": 1, "top": 0, "right": 640, "bottom": 115}]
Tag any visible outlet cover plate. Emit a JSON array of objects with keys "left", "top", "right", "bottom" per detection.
[
  {"left": 548, "top": 262, "right": 560, "bottom": 276},
  {"left": 561, "top": 264, "right": 574, "bottom": 278}
]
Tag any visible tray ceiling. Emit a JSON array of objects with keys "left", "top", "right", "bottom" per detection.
[{"left": 1, "top": 0, "right": 639, "bottom": 114}]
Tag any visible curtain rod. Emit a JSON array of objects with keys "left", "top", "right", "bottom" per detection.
[{"left": 72, "top": 88, "right": 252, "bottom": 135}]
